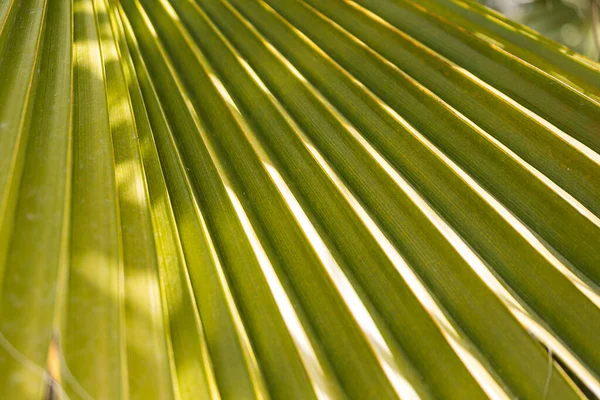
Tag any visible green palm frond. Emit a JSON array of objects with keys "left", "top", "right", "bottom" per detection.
[{"left": 0, "top": 0, "right": 599, "bottom": 399}]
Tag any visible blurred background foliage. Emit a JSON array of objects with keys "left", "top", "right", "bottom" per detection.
[{"left": 479, "top": 0, "right": 600, "bottom": 60}]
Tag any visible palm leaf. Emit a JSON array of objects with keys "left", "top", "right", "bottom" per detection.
[{"left": 0, "top": 0, "right": 599, "bottom": 398}]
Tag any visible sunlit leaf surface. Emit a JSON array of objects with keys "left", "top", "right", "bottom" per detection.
[{"left": 0, "top": 0, "right": 599, "bottom": 399}]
